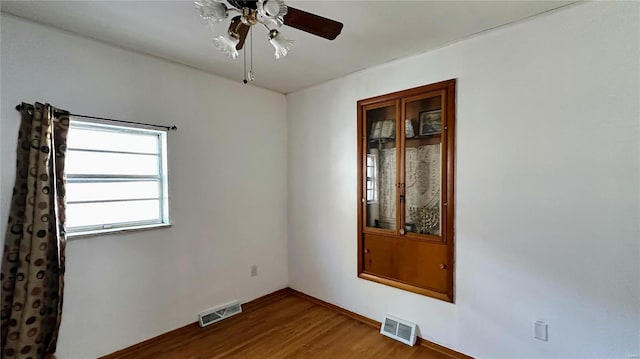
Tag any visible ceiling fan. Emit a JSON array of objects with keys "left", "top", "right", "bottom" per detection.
[{"left": 195, "top": 0, "right": 343, "bottom": 65}]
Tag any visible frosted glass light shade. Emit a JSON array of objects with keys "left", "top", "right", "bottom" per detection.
[
  {"left": 195, "top": 0, "right": 228, "bottom": 22},
  {"left": 213, "top": 33, "right": 240, "bottom": 59},
  {"left": 257, "top": 0, "right": 287, "bottom": 28},
  {"left": 268, "top": 30, "right": 294, "bottom": 59}
]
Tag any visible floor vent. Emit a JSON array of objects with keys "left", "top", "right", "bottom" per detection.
[
  {"left": 380, "top": 314, "right": 418, "bottom": 346},
  {"left": 198, "top": 300, "right": 242, "bottom": 327}
]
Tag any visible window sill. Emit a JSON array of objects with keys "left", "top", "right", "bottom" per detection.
[{"left": 67, "top": 223, "right": 172, "bottom": 239}]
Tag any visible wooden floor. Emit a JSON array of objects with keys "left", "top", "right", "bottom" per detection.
[{"left": 102, "top": 290, "right": 457, "bottom": 359}]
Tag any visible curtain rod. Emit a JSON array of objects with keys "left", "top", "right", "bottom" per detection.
[{"left": 15, "top": 104, "right": 178, "bottom": 131}]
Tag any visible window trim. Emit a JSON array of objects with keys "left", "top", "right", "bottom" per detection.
[
  {"left": 67, "top": 223, "right": 172, "bottom": 239},
  {"left": 65, "top": 119, "right": 170, "bottom": 238}
]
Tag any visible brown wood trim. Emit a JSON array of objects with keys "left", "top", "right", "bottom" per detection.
[
  {"left": 416, "top": 337, "right": 474, "bottom": 359},
  {"left": 402, "top": 231, "right": 445, "bottom": 242},
  {"left": 100, "top": 322, "right": 200, "bottom": 359},
  {"left": 357, "top": 100, "right": 364, "bottom": 275},
  {"left": 362, "top": 227, "right": 398, "bottom": 236},
  {"left": 362, "top": 99, "right": 397, "bottom": 112},
  {"left": 356, "top": 79, "right": 456, "bottom": 107},
  {"left": 99, "top": 288, "right": 291, "bottom": 359},
  {"left": 101, "top": 287, "right": 470, "bottom": 359},
  {"left": 288, "top": 288, "right": 471, "bottom": 359},
  {"left": 239, "top": 287, "right": 292, "bottom": 312},
  {"left": 358, "top": 272, "right": 452, "bottom": 302},
  {"left": 445, "top": 80, "right": 457, "bottom": 302}
]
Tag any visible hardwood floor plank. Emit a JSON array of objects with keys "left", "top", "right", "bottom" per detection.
[{"left": 101, "top": 290, "right": 468, "bottom": 359}]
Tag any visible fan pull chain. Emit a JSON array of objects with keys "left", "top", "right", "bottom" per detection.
[
  {"left": 243, "top": 41, "right": 248, "bottom": 84},
  {"left": 248, "top": 27, "right": 255, "bottom": 82},
  {"left": 242, "top": 28, "right": 255, "bottom": 84}
]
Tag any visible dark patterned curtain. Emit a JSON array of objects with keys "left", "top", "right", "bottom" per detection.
[{"left": 1, "top": 103, "right": 69, "bottom": 359}]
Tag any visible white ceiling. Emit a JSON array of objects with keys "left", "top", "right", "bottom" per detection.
[{"left": 1, "top": 1, "right": 575, "bottom": 93}]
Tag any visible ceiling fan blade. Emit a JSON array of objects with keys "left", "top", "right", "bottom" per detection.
[
  {"left": 235, "top": 23, "right": 250, "bottom": 50},
  {"left": 229, "top": 16, "right": 250, "bottom": 50},
  {"left": 284, "top": 7, "right": 343, "bottom": 40}
]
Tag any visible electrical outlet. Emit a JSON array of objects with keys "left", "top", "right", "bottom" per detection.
[
  {"left": 250, "top": 265, "right": 257, "bottom": 277},
  {"left": 534, "top": 321, "right": 548, "bottom": 341}
]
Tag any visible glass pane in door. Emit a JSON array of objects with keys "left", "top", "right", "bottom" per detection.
[
  {"left": 365, "top": 104, "right": 396, "bottom": 230},
  {"left": 404, "top": 95, "right": 442, "bottom": 236}
]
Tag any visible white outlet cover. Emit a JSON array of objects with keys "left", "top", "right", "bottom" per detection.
[{"left": 534, "top": 320, "right": 548, "bottom": 341}]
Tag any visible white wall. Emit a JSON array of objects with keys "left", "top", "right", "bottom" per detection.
[
  {"left": 1, "top": 14, "right": 288, "bottom": 358},
  {"left": 287, "top": 2, "right": 639, "bottom": 358}
]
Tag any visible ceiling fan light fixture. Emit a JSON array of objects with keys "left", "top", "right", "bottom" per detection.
[
  {"left": 213, "top": 31, "right": 240, "bottom": 59},
  {"left": 257, "top": 0, "right": 287, "bottom": 28},
  {"left": 195, "top": 0, "right": 229, "bottom": 22},
  {"left": 268, "top": 29, "right": 293, "bottom": 59},
  {"left": 195, "top": 0, "right": 342, "bottom": 82},
  {"left": 241, "top": 7, "right": 259, "bottom": 26}
]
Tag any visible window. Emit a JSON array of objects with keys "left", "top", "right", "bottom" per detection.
[
  {"left": 366, "top": 154, "right": 377, "bottom": 203},
  {"left": 65, "top": 119, "right": 170, "bottom": 236}
]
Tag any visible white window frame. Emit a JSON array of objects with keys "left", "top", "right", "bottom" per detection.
[
  {"left": 366, "top": 154, "right": 377, "bottom": 203},
  {"left": 66, "top": 119, "right": 170, "bottom": 237}
]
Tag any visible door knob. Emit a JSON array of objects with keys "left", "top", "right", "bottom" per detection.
[
  {"left": 439, "top": 264, "right": 447, "bottom": 270},
  {"left": 364, "top": 249, "right": 370, "bottom": 254}
]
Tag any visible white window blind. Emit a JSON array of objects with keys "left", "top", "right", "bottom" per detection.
[{"left": 65, "top": 119, "right": 170, "bottom": 236}]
